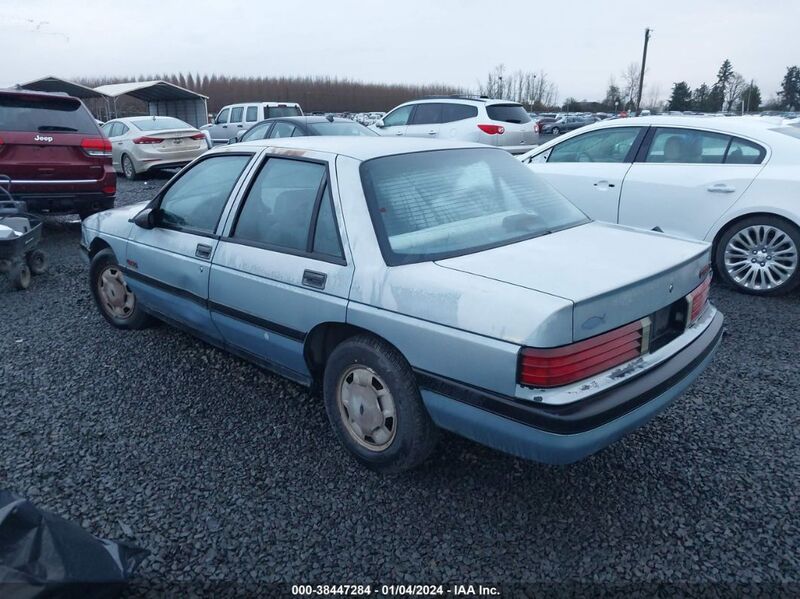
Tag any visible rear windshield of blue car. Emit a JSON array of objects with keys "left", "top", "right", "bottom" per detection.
[
  {"left": 308, "top": 121, "right": 378, "bottom": 136},
  {"left": 360, "top": 148, "right": 588, "bottom": 265},
  {"left": 0, "top": 94, "right": 98, "bottom": 133}
]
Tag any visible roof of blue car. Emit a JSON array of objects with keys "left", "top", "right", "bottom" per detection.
[{"left": 223, "top": 136, "right": 492, "bottom": 161}]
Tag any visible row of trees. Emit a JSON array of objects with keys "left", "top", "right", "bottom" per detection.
[
  {"left": 79, "top": 73, "right": 464, "bottom": 114},
  {"left": 667, "top": 60, "right": 799, "bottom": 113},
  {"left": 667, "top": 59, "right": 762, "bottom": 112},
  {"left": 81, "top": 62, "right": 800, "bottom": 117}
]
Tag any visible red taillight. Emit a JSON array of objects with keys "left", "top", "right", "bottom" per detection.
[
  {"left": 189, "top": 132, "right": 206, "bottom": 140},
  {"left": 133, "top": 136, "right": 164, "bottom": 145},
  {"left": 80, "top": 137, "right": 112, "bottom": 157},
  {"left": 687, "top": 274, "right": 711, "bottom": 323},
  {"left": 102, "top": 185, "right": 116, "bottom": 195},
  {"left": 519, "top": 320, "right": 645, "bottom": 388},
  {"left": 478, "top": 124, "right": 505, "bottom": 135}
]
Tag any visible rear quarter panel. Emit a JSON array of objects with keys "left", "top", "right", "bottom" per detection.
[{"left": 705, "top": 162, "right": 800, "bottom": 242}]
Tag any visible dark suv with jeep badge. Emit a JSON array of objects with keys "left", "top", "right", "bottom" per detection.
[{"left": 0, "top": 89, "right": 115, "bottom": 219}]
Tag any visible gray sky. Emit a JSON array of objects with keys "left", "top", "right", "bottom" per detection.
[{"left": 1, "top": 0, "right": 798, "bottom": 103}]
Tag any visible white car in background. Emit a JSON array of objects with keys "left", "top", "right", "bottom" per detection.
[
  {"left": 371, "top": 97, "right": 537, "bottom": 155},
  {"left": 102, "top": 116, "right": 208, "bottom": 180},
  {"left": 520, "top": 116, "right": 800, "bottom": 296}
]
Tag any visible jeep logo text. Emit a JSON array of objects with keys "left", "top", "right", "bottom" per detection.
[{"left": 34, "top": 134, "right": 54, "bottom": 143}]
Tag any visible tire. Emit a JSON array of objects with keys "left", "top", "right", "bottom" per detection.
[
  {"left": 26, "top": 249, "right": 47, "bottom": 275},
  {"left": 714, "top": 215, "right": 800, "bottom": 296},
  {"left": 551, "top": 127, "right": 561, "bottom": 135},
  {"left": 89, "top": 248, "right": 153, "bottom": 329},
  {"left": 323, "top": 335, "right": 439, "bottom": 473},
  {"left": 121, "top": 154, "right": 138, "bottom": 180},
  {"left": 10, "top": 261, "right": 30, "bottom": 290}
]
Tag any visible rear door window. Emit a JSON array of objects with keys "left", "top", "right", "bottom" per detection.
[
  {"left": 441, "top": 104, "right": 478, "bottom": 123},
  {"left": 409, "top": 103, "right": 443, "bottom": 125},
  {"left": 233, "top": 158, "right": 327, "bottom": 253},
  {"left": 486, "top": 104, "right": 531, "bottom": 124},
  {"left": 646, "top": 128, "right": 730, "bottom": 164},
  {"left": 230, "top": 107, "right": 244, "bottom": 123},
  {"left": 0, "top": 94, "right": 97, "bottom": 133},
  {"left": 245, "top": 106, "right": 258, "bottom": 122}
]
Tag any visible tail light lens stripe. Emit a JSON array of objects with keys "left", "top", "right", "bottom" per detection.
[
  {"left": 521, "top": 349, "right": 643, "bottom": 387},
  {"left": 521, "top": 331, "right": 642, "bottom": 368},
  {"left": 519, "top": 320, "right": 645, "bottom": 388},
  {"left": 688, "top": 275, "right": 711, "bottom": 323}
]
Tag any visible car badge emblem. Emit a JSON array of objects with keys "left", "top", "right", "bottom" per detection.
[
  {"left": 668, "top": 283, "right": 674, "bottom": 293},
  {"left": 34, "top": 134, "right": 53, "bottom": 143}
]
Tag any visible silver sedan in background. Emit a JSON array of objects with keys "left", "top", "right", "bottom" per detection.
[{"left": 101, "top": 116, "right": 209, "bottom": 180}]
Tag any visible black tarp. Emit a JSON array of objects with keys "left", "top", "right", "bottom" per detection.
[{"left": 0, "top": 491, "right": 148, "bottom": 598}]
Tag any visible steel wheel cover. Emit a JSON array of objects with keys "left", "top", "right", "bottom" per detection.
[
  {"left": 724, "top": 224, "right": 798, "bottom": 291},
  {"left": 337, "top": 366, "right": 397, "bottom": 451},
  {"left": 97, "top": 265, "right": 136, "bottom": 319}
]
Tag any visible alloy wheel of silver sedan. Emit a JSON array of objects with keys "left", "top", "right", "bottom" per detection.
[
  {"left": 97, "top": 265, "right": 136, "bottom": 320},
  {"left": 336, "top": 365, "right": 396, "bottom": 451},
  {"left": 724, "top": 224, "right": 798, "bottom": 291},
  {"left": 122, "top": 155, "right": 136, "bottom": 180}
]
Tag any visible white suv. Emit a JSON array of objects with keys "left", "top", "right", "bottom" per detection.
[
  {"left": 370, "top": 96, "right": 537, "bottom": 154},
  {"left": 202, "top": 102, "right": 303, "bottom": 144}
]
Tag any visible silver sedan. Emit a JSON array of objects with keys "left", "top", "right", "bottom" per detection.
[{"left": 101, "top": 116, "right": 209, "bottom": 180}]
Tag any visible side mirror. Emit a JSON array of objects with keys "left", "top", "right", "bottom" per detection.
[
  {"left": 133, "top": 207, "right": 155, "bottom": 229},
  {"left": 374, "top": 119, "right": 385, "bottom": 128}
]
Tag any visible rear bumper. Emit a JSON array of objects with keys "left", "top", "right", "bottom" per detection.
[
  {"left": 418, "top": 310, "right": 724, "bottom": 464},
  {"left": 14, "top": 192, "right": 115, "bottom": 214},
  {"left": 138, "top": 160, "right": 192, "bottom": 173}
]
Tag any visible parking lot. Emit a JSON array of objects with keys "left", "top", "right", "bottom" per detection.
[{"left": 1, "top": 176, "right": 799, "bottom": 593}]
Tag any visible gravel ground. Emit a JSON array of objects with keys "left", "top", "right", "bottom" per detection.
[{"left": 1, "top": 176, "right": 799, "bottom": 596}]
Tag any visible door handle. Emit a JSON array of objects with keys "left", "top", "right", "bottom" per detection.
[
  {"left": 195, "top": 243, "right": 213, "bottom": 260},
  {"left": 222, "top": 125, "right": 228, "bottom": 128},
  {"left": 395, "top": 131, "right": 404, "bottom": 136},
  {"left": 593, "top": 180, "right": 616, "bottom": 188},
  {"left": 707, "top": 183, "right": 735, "bottom": 193},
  {"left": 302, "top": 269, "right": 327, "bottom": 290},
  {"left": 237, "top": 124, "right": 243, "bottom": 127},
  {"left": 427, "top": 130, "right": 437, "bottom": 135}
]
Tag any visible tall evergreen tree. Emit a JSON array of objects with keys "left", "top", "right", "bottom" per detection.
[
  {"left": 779, "top": 66, "right": 800, "bottom": 110},
  {"left": 668, "top": 81, "right": 692, "bottom": 111}
]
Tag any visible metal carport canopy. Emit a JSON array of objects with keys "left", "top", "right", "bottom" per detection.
[
  {"left": 17, "top": 76, "right": 108, "bottom": 99},
  {"left": 93, "top": 80, "right": 209, "bottom": 128}
]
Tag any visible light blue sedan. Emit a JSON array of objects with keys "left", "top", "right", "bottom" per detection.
[{"left": 81, "top": 137, "right": 723, "bottom": 472}]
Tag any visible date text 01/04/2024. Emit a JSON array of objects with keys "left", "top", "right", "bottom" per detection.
[{"left": 290, "top": 584, "right": 501, "bottom": 596}]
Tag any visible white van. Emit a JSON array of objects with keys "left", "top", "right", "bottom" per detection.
[{"left": 202, "top": 102, "right": 303, "bottom": 144}]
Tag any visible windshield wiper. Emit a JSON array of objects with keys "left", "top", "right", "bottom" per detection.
[{"left": 38, "top": 125, "right": 78, "bottom": 132}]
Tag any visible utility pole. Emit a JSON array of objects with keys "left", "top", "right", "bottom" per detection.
[{"left": 635, "top": 27, "right": 651, "bottom": 115}]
